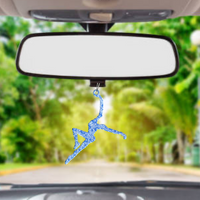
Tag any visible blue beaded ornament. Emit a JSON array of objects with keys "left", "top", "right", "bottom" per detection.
[{"left": 65, "top": 89, "right": 127, "bottom": 164}]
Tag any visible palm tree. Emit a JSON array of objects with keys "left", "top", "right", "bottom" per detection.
[
  {"left": 159, "top": 87, "right": 196, "bottom": 163},
  {"left": 128, "top": 88, "right": 169, "bottom": 163},
  {"left": 108, "top": 86, "right": 168, "bottom": 163},
  {"left": 132, "top": 86, "right": 196, "bottom": 163},
  {"left": 116, "top": 85, "right": 196, "bottom": 164}
]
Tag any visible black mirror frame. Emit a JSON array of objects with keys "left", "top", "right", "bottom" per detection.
[{"left": 16, "top": 32, "right": 179, "bottom": 83}]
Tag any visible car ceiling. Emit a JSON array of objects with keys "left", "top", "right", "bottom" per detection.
[{"left": 0, "top": 0, "right": 200, "bottom": 20}]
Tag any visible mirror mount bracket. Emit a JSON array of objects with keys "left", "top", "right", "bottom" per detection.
[
  {"left": 80, "top": 23, "right": 114, "bottom": 33},
  {"left": 90, "top": 79, "right": 106, "bottom": 87}
]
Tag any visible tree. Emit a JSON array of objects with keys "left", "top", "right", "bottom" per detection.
[
  {"left": 0, "top": 17, "right": 97, "bottom": 163},
  {"left": 159, "top": 87, "right": 196, "bottom": 163},
  {"left": 105, "top": 81, "right": 196, "bottom": 163},
  {"left": 145, "top": 126, "right": 176, "bottom": 163},
  {"left": 2, "top": 116, "right": 48, "bottom": 162}
]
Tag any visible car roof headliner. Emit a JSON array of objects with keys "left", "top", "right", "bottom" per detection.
[{"left": 0, "top": 0, "right": 200, "bottom": 20}]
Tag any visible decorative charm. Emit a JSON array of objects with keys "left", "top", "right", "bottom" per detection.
[{"left": 65, "top": 89, "right": 127, "bottom": 164}]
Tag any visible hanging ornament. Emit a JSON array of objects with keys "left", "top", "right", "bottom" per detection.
[{"left": 65, "top": 86, "right": 127, "bottom": 164}]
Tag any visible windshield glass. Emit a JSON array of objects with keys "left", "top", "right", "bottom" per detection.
[{"left": 0, "top": 16, "right": 200, "bottom": 185}]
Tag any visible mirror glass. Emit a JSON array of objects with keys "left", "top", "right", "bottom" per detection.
[{"left": 16, "top": 33, "right": 179, "bottom": 79}]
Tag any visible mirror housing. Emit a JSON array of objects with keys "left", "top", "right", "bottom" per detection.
[{"left": 16, "top": 32, "right": 179, "bottom": 86}]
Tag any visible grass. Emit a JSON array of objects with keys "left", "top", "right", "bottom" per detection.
[{"left": 0, "top": 163, "right": 57, "bottom": 171}]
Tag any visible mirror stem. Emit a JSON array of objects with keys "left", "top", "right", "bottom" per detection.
[
  {"left": 79, "top": 23, "right": 114, "bottom": 33},
  {"left": 90, "top": 80, "right": 106, "bottom": 87}
]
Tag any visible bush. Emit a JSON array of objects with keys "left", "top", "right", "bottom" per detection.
[
  {"left": 0, "top": 152, "right": 6, "bottom": 163},
  {"left": 13, "top": 157, "right": 21, "bottom": 163},
  {"left": 127, "top": 152, "right": 140, "bottom": 162}
]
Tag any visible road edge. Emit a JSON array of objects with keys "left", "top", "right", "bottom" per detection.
[
  {"left": 0, "top": 164, "right": 62, "bottom": 176},
  {"left": 121, "top": 162, "right": 200, "bottom": 177}
]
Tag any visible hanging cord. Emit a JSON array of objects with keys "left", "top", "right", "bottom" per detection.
[{"left": 95, "top": 83, "right": 100, "bottom": 93}]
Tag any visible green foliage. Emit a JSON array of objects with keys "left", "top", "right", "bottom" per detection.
[
  {"left": 2, "top": 116, "right": 48, "bottom": 162},
  {"left": 175, "top": 59, "right": 200, "bottom": 93},
  {"left": 0, "top": 16, "right": 97, "bottom": 163},
  {"left": 0, "top": 152, "right": 6, "bottom": 163},
  {"left": 145, "top": 126, "right": 176, "bottom": 145},
  {"left": 159, "top": 87, "right": 196, "bottom": 141},
  {"left": 0, "top": 16, "right": 199, "bottom": 164},
  {"left": 127, "top": 152, "right": 140, "bottom": 162}
]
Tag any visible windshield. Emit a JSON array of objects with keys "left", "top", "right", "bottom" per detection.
[{"left": 0, "top": 16, "right": 200, "bottom": 185}]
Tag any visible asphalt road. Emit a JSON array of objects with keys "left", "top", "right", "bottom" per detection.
[{"left": 0, "top": 160, "right": 200, "bottom": 184}]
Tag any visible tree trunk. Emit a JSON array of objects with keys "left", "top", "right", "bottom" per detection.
[
  {"left": 124, "top": 145, "right": 128, "bottom": 162},
  {"left": 172, "top": 142, "right": 179, "bottom": 164},
  {"left": 176, "top": 130, "right": 185, "bottom": 164},
  {"left": 158, "top": 143, "right": 164, "bottom": 163},
  {"left": 29, "top": 77, "right": 42, "bottom": 123},
  {"left": 151, "top": 144, "right": 156, "bottom": 163}
]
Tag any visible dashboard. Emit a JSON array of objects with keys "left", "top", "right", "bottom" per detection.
[{"left": 0, "top": 186, "right": 200, "bottom": 200}]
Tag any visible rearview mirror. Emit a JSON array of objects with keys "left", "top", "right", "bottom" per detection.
[{"left": 16, "top": 33, "right": 179, "bottom": 82}]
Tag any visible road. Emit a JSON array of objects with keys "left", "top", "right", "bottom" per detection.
[{"left": 0, "top": 160, "right": 200, "bottom": 184}]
